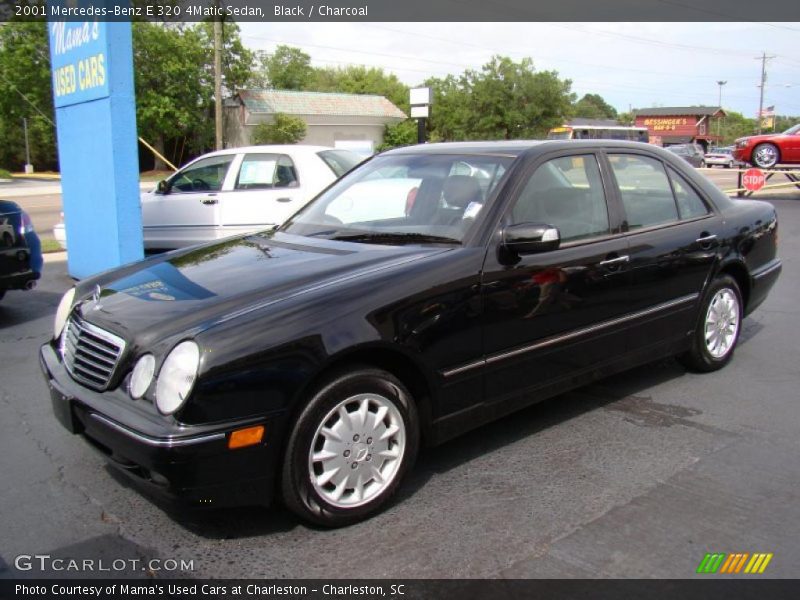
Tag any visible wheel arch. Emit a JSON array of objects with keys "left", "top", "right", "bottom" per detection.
[
  {"left": 715, "top": 259, "right": 751, "bottom": 312},
  {"left": 289, "top": 343, "right": 437, "bottom": 447}
]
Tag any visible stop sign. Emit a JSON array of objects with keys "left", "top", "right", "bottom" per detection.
[{"left": 742, "top": 168, "right": 766, "bottom": 192}]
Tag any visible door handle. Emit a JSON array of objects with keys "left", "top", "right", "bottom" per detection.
[
  {"left": 276, "top": 197, "right": 293, "bottom": 203},
  {"left": 200, "top": 198, "right": 218, "bottom": 205},
  {"left": 599, "top": 255, "right": 630, "bottom": 267},
  {"left": 696, "top": 233, "right": 717, "bottom": 245}
]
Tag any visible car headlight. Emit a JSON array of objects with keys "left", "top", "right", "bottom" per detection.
[
  {"left": 54, "top": 287, "right": 76, "bottom": 339},
  {"left": 129, "top": 354, "right": 156, "bottom": 399},
  {"left": 155, "top": 341, "right": 200, "bottom": 415}
]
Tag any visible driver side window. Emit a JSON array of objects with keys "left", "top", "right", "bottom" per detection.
[
  {"left": 170, "top": 155, "right": 234, "bottom": 193},
  {"left": 511, "top": 155, "right": 610, "bottom": 243}
]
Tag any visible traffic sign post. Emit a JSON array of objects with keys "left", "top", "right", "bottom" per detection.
[
  {"left": 735, "top": 165, "right": 800, "bottom": 197},
  {"left": 742, "top": 168, "right": 766, "bottom": 192}
]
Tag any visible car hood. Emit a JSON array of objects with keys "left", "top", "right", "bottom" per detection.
[
  {"left": 75, "top": 231, "right": 449, "bottom": 345},
  {"left": 735, "top": 133, "right": 787, "bottom": 145}
]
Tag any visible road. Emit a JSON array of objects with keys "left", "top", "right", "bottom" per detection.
[
  {"left": 0, "top": 179, "right": 155, "bottom": 241},
  {"left": 0, "top": 199, "right": 798, "bottom": 579},
  {"left": 2, "top": 169, "right": 798, "bottom": 243}
]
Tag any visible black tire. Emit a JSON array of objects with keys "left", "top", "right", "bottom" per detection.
[
  {"left": 751, "top": 143, "right": 780, "bottom": 169},
  {"left": 281, "top": 367, "right": 419, "bottom": 527},
  {"left": 679, "top": 275, "right": 743, "bottom": 372}
]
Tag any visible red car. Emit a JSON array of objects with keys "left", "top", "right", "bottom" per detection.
[{"left": 733, "top": 123, "right": 800, "bottom": 168}]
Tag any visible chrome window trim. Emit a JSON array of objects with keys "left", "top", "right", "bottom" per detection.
[{"left": 441, "top": 293, "right": 700, "bottom": 379}]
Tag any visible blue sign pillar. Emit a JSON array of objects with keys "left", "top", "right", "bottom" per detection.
[{"left": 48, "top": 15, "right": 143, "bottom": 279}]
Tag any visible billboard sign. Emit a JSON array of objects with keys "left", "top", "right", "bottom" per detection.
[{"left": 49, "top": 18, "right": 110, "bottom": 108}]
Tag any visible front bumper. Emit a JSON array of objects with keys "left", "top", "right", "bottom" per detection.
[
  {"left": 732, "top": 147, "right": 751, "bottom": 164},
  {"left": 40, "top": 343, "right": 280, "bottom": 508}
]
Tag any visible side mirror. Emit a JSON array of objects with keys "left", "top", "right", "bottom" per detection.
[
  {"left": 501, "top": 223, "right": 561, "bottom": 255},
  {"left": 156, "top": 179, "right": 170, "bottom": 194}
]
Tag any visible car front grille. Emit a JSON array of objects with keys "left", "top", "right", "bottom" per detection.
[{"left": 61, "top": 315, "right": 126, "bottom": 391}]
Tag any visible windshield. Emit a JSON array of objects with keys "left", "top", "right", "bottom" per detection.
[
  {"left": 317, "top": 149, "right": 362, "bottom": 177},
  {"left": 281, "top": 153, "right": 514, "bottom": 243},
  {"left": 668, "top": 146, "right": 689, "bottom": 155},
  {"left": 783, "top": 124, "right": 800, "bottom": 135}
]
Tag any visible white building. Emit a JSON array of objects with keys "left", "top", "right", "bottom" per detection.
[{"left": 225, "top": 89, "right": 407, "bottom": 153}]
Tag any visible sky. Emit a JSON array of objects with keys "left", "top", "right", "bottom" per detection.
[{"left": 237, "top": 22, "right": 800, "bottom": 118}]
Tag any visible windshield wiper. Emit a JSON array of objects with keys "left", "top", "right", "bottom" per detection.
[{"left": 331, "top": 232, "right": 460, "bottom": 245}]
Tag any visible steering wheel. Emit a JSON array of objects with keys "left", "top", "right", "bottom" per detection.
[{"left": 192, "top": 178, "right": 211, "bottom": 191}]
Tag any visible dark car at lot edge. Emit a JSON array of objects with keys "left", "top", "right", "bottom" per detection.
[
  {"left": 1, "top": 199, "right": 42, "bottom": 302},
  {"left": 41, "top": 141, "right": 782, "bottom": 527},
  {"left": 665, "top": 143, "right": 706, "bottom": 168},
  {"left": 733, "top": 123, "right": 800, "bottom": 169}
]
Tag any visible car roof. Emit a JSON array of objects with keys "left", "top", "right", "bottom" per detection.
[
  {"left": 381, "top": 140, "right": 666, "bottom": 158},
  {"left": 198, "top": 145, "right": 336, "bottom": 159}
]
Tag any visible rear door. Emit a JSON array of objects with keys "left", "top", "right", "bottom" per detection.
[
  {"left": 605, "top": 152, "right": 720, "bottom": 350},
  {"left": 220, "top": 152, "right": 309, "bottom": 236},
  {"left": 142, "top": 154, "right": 235, "bottom": 248}
]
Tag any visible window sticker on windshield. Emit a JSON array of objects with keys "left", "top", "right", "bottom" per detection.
[{"left": 239, "top": 160, "right": 277, "bottom": 185}]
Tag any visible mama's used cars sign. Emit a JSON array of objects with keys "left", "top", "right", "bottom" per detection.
[{"left": 49, "top": 20, "right": 109, "bottom": 108}]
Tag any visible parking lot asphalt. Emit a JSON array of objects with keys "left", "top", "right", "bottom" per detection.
[{"left": 0, "top": 199, "right": 798, "bottom": 580}]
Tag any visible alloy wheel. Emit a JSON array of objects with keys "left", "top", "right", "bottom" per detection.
[
  {"left": 704, "top": 288, "right": 740, "bottom": 359},
  {"left": 308, "top": 393, "right": 406, "bottom": 509}
]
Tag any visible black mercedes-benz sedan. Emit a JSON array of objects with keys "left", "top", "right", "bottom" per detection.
[{"left": 41, "top": 141, "right": 781, "bottom": 526}]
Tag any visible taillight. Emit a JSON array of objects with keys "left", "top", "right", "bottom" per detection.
[{"left": 19, "top": 211, "right": 34, "bottom": 235}]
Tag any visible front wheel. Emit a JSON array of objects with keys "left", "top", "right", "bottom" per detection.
[
  {"left": 752, "top": 143, "right": 780, "bottom": 169},
  {"left": 281, "top": 368, "right": 419, "bottom": 527},
  {"left": 679, "top": 276, "right": 742, "bottom": 372}
]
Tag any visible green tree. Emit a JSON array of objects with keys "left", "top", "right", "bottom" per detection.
[
  {"left": 133, "top": 21, "right": 253, "bottom": 168},
  {"left": 251, "top": 113, "right": 306, "bottom": 144},
  {"left": 311, "top": 65, "right": 409, "bottom": 112},
  {"left": 718, "top": 110, "right": 757, "bottom": 145},
  {"left": 378, "top": 120, "right": 418, "bottom": 151},
  {"left": 425, "top": 56, "right": 574, "bottom": 141},
  {"left": 133, "top": 23, "right": 208, "bottom": 169},
  {"left": 573, "top": 93, "right": 618, "bottom": 120},
  {"left": 256, "top": 45, "right": 314, "bottom": 90},
  {"left": 0, "top": 21, "right": 57, "bottom": 170}
]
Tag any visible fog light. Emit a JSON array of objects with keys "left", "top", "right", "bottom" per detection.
[{"left": 228, "top": 425, "right": 264, "bottom": 449}]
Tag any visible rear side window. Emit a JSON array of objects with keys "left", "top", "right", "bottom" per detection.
[
  {"left": 608, "top": 154, "right": 678, "bottom": 229},
  {"left": 235, "top": 154, "right": 298, "bottom": 190},
  {"left": 668, "top": 167, "right": 710, "bottom": 220},
  {"left": 318, "top": 150, "right": 362, "bottom": 177},
  {"left": 511, "top": 155, "right": 610, "bottom": 243}
]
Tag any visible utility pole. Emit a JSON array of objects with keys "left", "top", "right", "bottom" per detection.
[
  {"left": 716, "top": 80, "right": 726, "bottom": 141},
  {"left": 756, "top": 52, "right": 775, "bottom": 134},
  {"left": 22, "top": 117, "right": 33, "bottom": 173},
  {"left": 214, "top": 13, "right": 223, "bottom": 150}
]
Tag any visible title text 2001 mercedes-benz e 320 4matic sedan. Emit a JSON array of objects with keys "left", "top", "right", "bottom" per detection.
[{"left": 41, "top": 141, "right": 782, "bottom": 527}]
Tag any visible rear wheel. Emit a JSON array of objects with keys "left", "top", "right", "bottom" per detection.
[
  {"left": 281, "top": 368, "right": 419, "bottom": 527},
  {"left": 752, "top": 143, "right": 780, "bottom": 169},
  {"left": 679, "top": 276, "right": 742, "bottom": 372}
]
